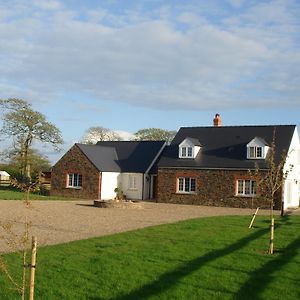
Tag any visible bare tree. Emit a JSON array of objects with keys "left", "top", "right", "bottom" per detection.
[{"left": 82, "top": 126, "right": 122, "bottom": 144}]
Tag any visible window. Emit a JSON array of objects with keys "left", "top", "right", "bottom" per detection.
[
  {"left": 248, "top": 146, "right": 263, "bottom": 159},
  {"left": 177, "top": 177, "right": 196, "bottom": 193},
  {"left": 181, "top": 146, "right": 193, "bottom": 158},
  {"left": 128, "top": 175, "right": 137, "bottom": 190},
  {"left": 67, "top": 173, "right": 82, "bottom": 188},
  {"left": 236, "top": 179, "right": 256, "bottom": 196}
]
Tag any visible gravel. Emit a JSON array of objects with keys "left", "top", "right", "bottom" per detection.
[{"left": 0, "top": 200, "right": 281, "bottom": 252}]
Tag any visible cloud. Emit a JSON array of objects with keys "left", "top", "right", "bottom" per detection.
[
  {"left": 0, "top": 0, "right": 299, "bottom": 111},
  {"left": 32, "top": 0, "right": 62, "bottom": 11}
]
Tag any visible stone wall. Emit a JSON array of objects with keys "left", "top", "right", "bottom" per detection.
[
  {"left": 157, "top": 168, "right": 281, "bottom": 209},
  {"left": 51, "top": 145, "right": 101, "bottom": 199}
]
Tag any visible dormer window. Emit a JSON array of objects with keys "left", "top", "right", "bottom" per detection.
[
  {"left": 247, "top": 137, "right": 269, "bottom": 159},
  {"left": 179, "top": 138, "right": 201, "bottom": 159},
  {"left": 181, "top": 146, "right": 193, "bottom": 158}
]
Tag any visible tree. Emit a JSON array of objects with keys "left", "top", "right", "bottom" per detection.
[
  {"left": 82, "top": 126, "right": 122, "bottom": 144},
  {"left": 250, "top": 130, "right": 292, "bottom": 254},
  {"left": 7, "top": 148, "right": 51, "bottom": 176},
  {"left": 0, "top": 98, "right": 63, "bottom": 178},
  {"left": 133, "top": 128, "right": 176, "bottom": 143}
]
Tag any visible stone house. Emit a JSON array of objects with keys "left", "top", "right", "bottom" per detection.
[
  {"left": 51, "top": 141, "right": 166, "bottom": 200},
  {"left": 156, "top": 115, "right": 300, "bottom": 210}
]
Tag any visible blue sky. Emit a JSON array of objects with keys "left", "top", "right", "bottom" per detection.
[{"left": 0, "top": 0, "right": 299, "bottom": 163}]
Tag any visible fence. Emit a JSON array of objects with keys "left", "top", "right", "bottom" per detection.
[{"left": 0, "top": 179, "right": 11, "bottom": 187}]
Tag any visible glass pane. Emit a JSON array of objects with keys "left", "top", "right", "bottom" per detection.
[
  {"left": 251, "top": 180, "right": 256, "bottom": 195},
  {"left": 182, "top": 147, "right": 186, "bottom": 157},
  {"left": 245, "top": 180, "right": 251, "bottom": 194},
  {"left": 237, "top": 180, "right": 243, "bottom": 194},
  {"left": 190, "top": 178, "right": 196, "bottom": 191},
  {"left": 73, "top": 174, "right": 78, "bottom": 186},
  {"left": 185, "top": 178, "right": 190, "bottom": 192},
  {"left": 68, "top": 174, "right": 73, "bottom": 186},
  {"left": 178, "top": 178, "right": 184, "bottom": 191},
  {"left": 188, "top": 147, "right": 193, "bottom": 157},
  {"left": 249, "top": 147, "right": 255, "bottom": 158},
  {"left": 78, "top": 174, "right": 82, "bottom": 187},
  {"left": 256, "top": 147, "right": 262, "bottom": 158}
]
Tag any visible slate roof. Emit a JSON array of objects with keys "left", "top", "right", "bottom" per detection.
[
  {"left": 77, "top": 141, "right": 165, "bottom": 173},
  {"left": 158, "top": 125, "right": 296, "bottom": 170}
]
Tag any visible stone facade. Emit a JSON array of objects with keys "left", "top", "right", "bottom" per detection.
[
  {"left": 157, "top": 168, "right": 281, "bottom": 209},
  {"left": 51, "top": 145, "right": 101, "bottom": 199}
]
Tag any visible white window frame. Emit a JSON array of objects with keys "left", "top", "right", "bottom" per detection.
[
  {"left": 248, "top": 146, "right": 263, "bottom": 159},
  {"left": 67, "top": 173, "right": 82, "bottom": 188},
  {"left": 128, "top": 175, "right": 137, "bottom": 190},
  {"left": 177, "top": 177, "right": 196, "bottom": 193},
  {"left": 236, "top": 179, "right": 257, "bottom": 197},
  {"left": 180, "top": 146, "right": 193, "bottom": 158},
  {"left": 187, "top": 147, "right": 193, "bottom": 157}
]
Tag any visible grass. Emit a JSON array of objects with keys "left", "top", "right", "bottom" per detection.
[
  {"left": 0, "top": 215, "right": 300, "bottom": 299},
  {"left": 0, "top": 187, "right": 77, "bottom": 201}
]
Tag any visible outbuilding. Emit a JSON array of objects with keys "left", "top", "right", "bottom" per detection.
[{"left": 0, "top": 171, "right": 10, "bottom": 181}]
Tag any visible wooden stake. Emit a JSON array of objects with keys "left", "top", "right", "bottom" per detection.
[
  {"left": 248, "top": 207, "right": 260, "bottom": 229},
  {"left": 22, "top": 250, "right": 27, "bottom": 300},
  {"left": 269, "top": 218, "right": 274, "bottom": 254},
  {"left": 29, "top": 236, "right": 37, "bottom": 300},
  {"left": 22, "top": 218, "right": 29, "bottom": 300}
]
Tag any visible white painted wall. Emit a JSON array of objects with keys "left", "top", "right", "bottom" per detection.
[
  {"left": 283, "top": 127, "right": 300, "bottom": 209},
  {"left": 101, "top": 172, "right": 121, "bottom": 200},
  {"left": 120, "top": 173, "right": 144, "bottom": 200}
]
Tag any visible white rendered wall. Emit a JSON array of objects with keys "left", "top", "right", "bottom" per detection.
[
  {"left": 121, "top": 173, "right": 144, "bottom": 200},
  {"left": 101, "top": 172, "right": 121, "bottom": 200},
  {"left": 283, "top": 127, "right": 300, "bottom": 209}
]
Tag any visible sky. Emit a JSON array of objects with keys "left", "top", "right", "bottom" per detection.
[{"left": 0, "top": 0, "right": 299, "bottom": 164}]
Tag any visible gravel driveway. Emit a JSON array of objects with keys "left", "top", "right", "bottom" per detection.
[{"left": 0, "top": 200, "right": 279, "bottom": 252}]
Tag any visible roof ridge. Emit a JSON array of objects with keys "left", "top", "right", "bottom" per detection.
[
  {"left": 180, "top": 124, "right": 296, "bottom": 129},
  {"left": 96, "top": 140, "right": 166, "bottom": 143}
]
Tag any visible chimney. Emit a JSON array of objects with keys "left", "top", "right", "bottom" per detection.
[{"left": 213, "top": 113, "right": 222, "bottom": 127}]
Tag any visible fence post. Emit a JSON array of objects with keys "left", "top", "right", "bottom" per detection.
[{"left": 29, "top": 236, "right": 37, "bottom": 300}]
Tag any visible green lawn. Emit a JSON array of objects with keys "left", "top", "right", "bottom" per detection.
[
  {"left": 0, "top": 188, "right": 76, "bottom": 201},
  {"left": 0, "top": 215, "right": 300, "bottom": 299}
]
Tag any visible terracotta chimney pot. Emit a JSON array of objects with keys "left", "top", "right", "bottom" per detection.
[{"left": 213, "top": 113, "right": 222, "bottom": 127}]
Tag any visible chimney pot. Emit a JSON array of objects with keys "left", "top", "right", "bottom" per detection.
[{"left": 213, "top": 113, "right": 222, "bottom": 127}]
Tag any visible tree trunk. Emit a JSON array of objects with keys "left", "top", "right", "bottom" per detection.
[
  {"left": 269, "top": 218, "right": 275, "bottom": 254},
  {"left": 23, "top": 134, "right": 32, "bottom": 179},
  {"left": 29, "top": 237, "right": 37, "bottom": 300}
]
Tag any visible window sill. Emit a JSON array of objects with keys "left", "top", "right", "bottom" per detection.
[
  {"left": 66, "top": 186, "right": 82, "bottom": 190},
  {"left": 235, "top": 194, "right": 257, "bottom": 198},
  {"left": 176, "top": 192, "right": 197, "bottom": 195}
]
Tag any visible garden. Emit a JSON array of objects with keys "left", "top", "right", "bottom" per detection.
[{"left": 0, "top": 214, "right": 299, "bottom": 299}]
